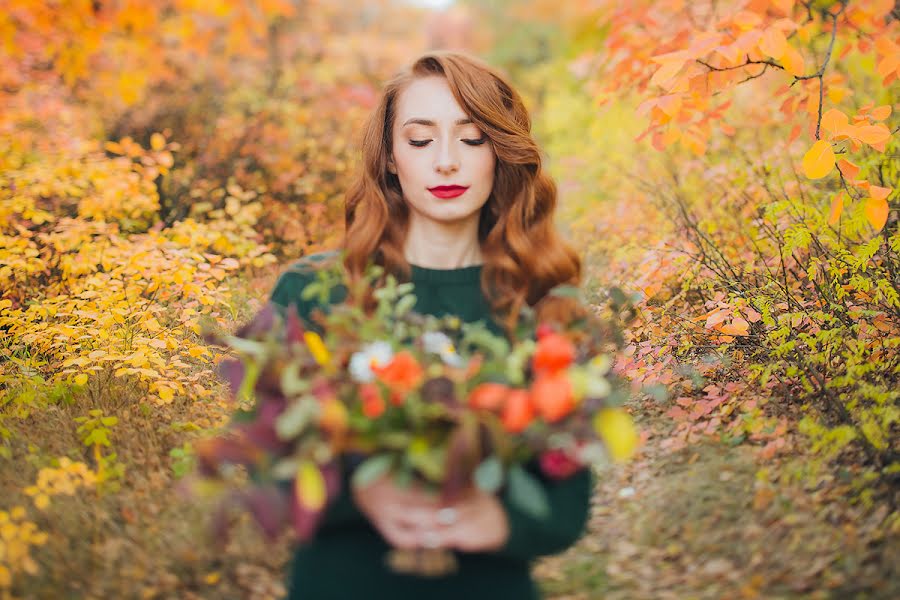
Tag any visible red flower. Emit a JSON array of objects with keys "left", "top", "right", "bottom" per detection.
[
  {"left": 372, "top": 350, "right": 423, "bottom": 394},
  {"left": 531, "top": 372, "right": 575, "bottom": 423},
  {"left": 532, "top": 331, "right": 576, "bottom": 375},
  {"left": 468, "top": 382, "right": 509, "bottom": 412},
  {"left": 360, "top": 383, "right": 385, "bottom": 418},
  {"left": 539, "top": 449, "right": 582, "bottom": 480},
  {"left": 502, "top": 389, "right": 535, "bottom": 433}
]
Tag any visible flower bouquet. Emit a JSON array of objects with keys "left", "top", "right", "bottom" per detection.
[{"left": 193, "top": 263, "right": 638, "bottom": 576}]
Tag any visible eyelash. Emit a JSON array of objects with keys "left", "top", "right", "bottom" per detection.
[{"left": 408, "top": 138, "right": 487, "bottom": 147}]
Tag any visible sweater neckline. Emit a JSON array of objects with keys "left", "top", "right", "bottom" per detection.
[{"left": 409, "top": 262, "right": 483, "bottom": 284}]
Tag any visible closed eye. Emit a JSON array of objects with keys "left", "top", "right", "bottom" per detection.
[{"left": 409, "top": 138, "right": 488, "bottom": 147}]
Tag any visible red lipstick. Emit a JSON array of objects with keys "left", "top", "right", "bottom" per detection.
[{"left": 428, "top": 185, "right": 468, "bottom": 199}]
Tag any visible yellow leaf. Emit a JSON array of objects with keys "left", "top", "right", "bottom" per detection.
[
  {"left": 781, "top": 44, "right": 805, "bottom": 77},
  {"left": 158, "top": 386, "right": 175, "bottom": 403},
  {"left": 304, "top": 331, "right": 331, "bottom": 366},
  {"left": 144, "top": 318, "right": 161, "bottom": 332},
  {"left": 295, "top": 461, "right": 326, "bottom": 511},
  {"left": 34, "top": 494, "right": 50, "bottom": 510},
  {"left": 0, "top": 564, "right": 10, "bottom": 588},
  {"left": 828, "top": 193, "right": 844, "bottom": 225},
  {"left": 864, "top": 197, "right": 889, "bottom": 231},
  {"left": 593, "top": 408, "right": 638, "bottom": 462},
  {"left": 801, "top": 139, "right": 835, "bottom": 179},
  {"left": 74, "top": 373, "right": 89, "bottom": 386},
  {"left": 188, "top": 345, "right": 208, "bottom": 358},
  {"left": 150, "top": 133, "right": 166, "bottom": 151}
]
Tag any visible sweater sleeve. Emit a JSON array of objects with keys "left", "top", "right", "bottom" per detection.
[
  {"left": 493, "top": 462, "right": 594, "bottom": 561},
  {"left": 268, "top": 263, "right": 367, "bottom": 533}
]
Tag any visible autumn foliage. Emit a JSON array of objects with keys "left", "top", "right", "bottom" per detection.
[
  {"left": 0, "top": 1, "right": 436, "bottom": 596},
  {"left": 1, "top": 0, "right": 897, "bottom": 596}
]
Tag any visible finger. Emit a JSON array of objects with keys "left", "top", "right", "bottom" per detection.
[
  {"left": 393, "top": 506, "right": 436, "bottom": 531},
  {"left": 380, "top": 521, "right": 421, "bottom": 550}
]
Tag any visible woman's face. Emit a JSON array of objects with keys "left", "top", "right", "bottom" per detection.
[{"left": 389, "top": 75, "right": 496, "bottom": 228}]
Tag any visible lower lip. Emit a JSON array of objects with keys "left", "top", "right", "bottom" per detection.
[{"left": 429, "top": 187, "right": 467, "bottom": 199}]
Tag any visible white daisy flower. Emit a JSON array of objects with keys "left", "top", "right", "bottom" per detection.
[
  {"left": 349, "top": 341, "right": 394, "bottom": 383},
  {"left": 422, "top": 331, "right": 465, "bottom": 368}
]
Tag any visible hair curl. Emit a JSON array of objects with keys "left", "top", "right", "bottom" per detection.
[{"left": 340, "top": 50, "right": 581, "bottom": 339}]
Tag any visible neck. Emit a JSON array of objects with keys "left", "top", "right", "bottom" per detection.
[{"left": 403, "top": 211, "right": 483, "bottom": 269}]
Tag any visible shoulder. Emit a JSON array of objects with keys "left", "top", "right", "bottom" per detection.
[
  {"left": 272, "top": 250, "right": 343, "bottom": 294},
  {"left": 282, "top": 249, "right": 343, "bottom": 276},
  {"left": 269, "top": 250, "right": 347, "bottom": 324}
]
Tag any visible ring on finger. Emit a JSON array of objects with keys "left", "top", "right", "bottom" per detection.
[{"left": 436, "top": 507, "right": 458, "bottom": 526}]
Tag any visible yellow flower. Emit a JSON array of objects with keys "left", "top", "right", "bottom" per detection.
[{"left": 303, "top": 332, "right": 331, "bottom": 367}]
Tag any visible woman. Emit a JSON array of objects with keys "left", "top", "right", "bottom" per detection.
[{"left": 269, "top": 50, "right": 593, "bottom": 600}]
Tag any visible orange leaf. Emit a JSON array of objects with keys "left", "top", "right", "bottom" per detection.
[
  {"left": 864, "top": 197, "right": 889, "bottom": 231},
  {"left": 869, "top": 105, "right": 892, "bottom": 121},
  {"left": 650, "top": 59, "right": 687, "bottom": 88},
  {"left": 720, "top": 317, "right": 749, "bottom": 336},
  {"left": 732, "top": 10, "right": 762, "bottom": 30},
  {"left": 759, "top": 27, "right": 788, "bottom": 59},
  {"left": 856, "top": 124, "right": 891, "bottom": 146},
  {"left": 869, "top": 185, "right": 892, "bottom": 202},
  {"left": 821, "top": 108, "right": 849, "bottom": 137},
  {"left": 828, "top": 192, "right": 844, "bottom": 225},
  {"left": 781, "top": 45, "right": 805, "bottom": 77},
  {"left": 828, "top": 193, "right": 843, "bottom": 226},
  {"left": 801, "top": 139, "right": 835, "bottom": 179},
  {"left": 705, "top": 309, "right": 729, "bottom": 329},
  {"left": 835, "top": 158, "right": 859, "bottom": 179}
]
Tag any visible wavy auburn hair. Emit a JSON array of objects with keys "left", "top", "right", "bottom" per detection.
[{"left": 341, "top": 50, "right": 582, "bottom": 339}]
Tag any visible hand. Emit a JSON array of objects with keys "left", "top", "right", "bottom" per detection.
[
  {"left": 351, "top": 474, "right": 440, "bottom": 549},
  {"left": 433, "top": 487, "right": 510, "bottom": 553}
]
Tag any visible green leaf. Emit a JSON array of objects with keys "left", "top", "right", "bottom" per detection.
[
  {"left": 275, "top": 396, "right": 318, "bottom": 440},
  {"left": 474, "top": 455, "right": 504, "bottom": 493},
  {"left": 548, "top": 284, "right": 583, "bottom": 301},
  {"left": 394, "top": 293, "right": 417, "bottom": 317},
  {"left": 351, "top": 454, "right": 394, "bottom": 489},
  {"left": 507, "top": 464, "right": 550, "bottom": 520},
  {"left": 280, "top": 360, "right": 310, "bottom": 397}
]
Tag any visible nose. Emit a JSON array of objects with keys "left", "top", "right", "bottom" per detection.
[{"left": 433, "top": 137, "right": 460, "bottom": 175}]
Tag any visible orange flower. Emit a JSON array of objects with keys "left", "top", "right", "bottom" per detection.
[
  {"left": 531, "top": 372, "right": 575, "bottom": 423},
  {"left": 468, "top": 382, "right": 509, "bottom": 412},
  {"left": 359, "top": 383, "right": 385, "bottom": 418},
  {"left": 532, "top": 331, "right": 576, "bottom": 375},
  {"left": 372, "top": 350, "right": 423, "bottom": 394},
  {"left": 502, "top": 389, "right": 535, "bottom": 433},
  {"left": 319, "top": 398, "right": 349, "bottom": 435}
]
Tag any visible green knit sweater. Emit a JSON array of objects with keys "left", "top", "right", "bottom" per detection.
[{"left": 268, "top": 251, "right": 593, "bottom": 600}]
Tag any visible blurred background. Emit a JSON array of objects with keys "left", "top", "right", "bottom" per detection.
[{"left": 1, "top": 1, "right": 897, "bottom": 598}]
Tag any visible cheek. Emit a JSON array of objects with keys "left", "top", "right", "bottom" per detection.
[
  {"left": 394, "top": 147, "right": 426, "bottom": 181},
  {"left": 475, "top": 151, "right": 496, "bottom": 186}
]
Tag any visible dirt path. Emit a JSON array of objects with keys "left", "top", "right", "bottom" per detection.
[{"left": 535, "top": 400, "right": 898, "bottom": 600}]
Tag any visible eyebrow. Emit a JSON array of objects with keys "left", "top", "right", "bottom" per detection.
[{"left": 402, "top": 117, "right": 474, "bottom": 127}]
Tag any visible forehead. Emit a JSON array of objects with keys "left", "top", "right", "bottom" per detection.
[{"left": 394, "top": 76, "right": 469, "bottom": 125}]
